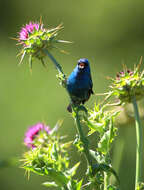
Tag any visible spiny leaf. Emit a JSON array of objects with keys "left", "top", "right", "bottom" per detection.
[
  {"left": 97, "top": 131, "right": 110, "bottom": 154},
  {"left": 23, "top": 166, "right": 44, "bottom": 176},
  {"left": 46, "top": 168, "right": 69, "bottom": 186},
  {"left": 76, "top": 180, "right": 83, "bottom": 190},
  {"left": 66, "top": 162, "right": 80, "bottom": 177},
  {"left": 61, "top": 141, "right": 73, "bottom": 149},
  {"left": 67, "top": 179, "right": 83, "bottom": 190}
]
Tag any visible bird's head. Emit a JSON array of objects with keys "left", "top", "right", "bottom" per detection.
[{"left": 77, "top": 58, "right": 90, "bottom": 72}]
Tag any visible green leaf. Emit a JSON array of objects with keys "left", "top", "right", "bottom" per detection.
[
  {"left": 23, "top": 166, "right": 44, "bottom": 176},
  {"left": 46, "top": 168, "right": 69, "bottom": 186},
  {"left": 62, "top": 141, "right": 73, "bottom": 149},
  {"left": 51, "top": 143, "right": 58, "bottom": 160},
  {"left": 108, "top": 185, "right": 120, "bottom": 190},
  {"left": 76, "top": 180, "right": 83, "bottom": 190},
  {"left": 86, "top": 118, "right": 103, "bottom": 134},
  {"left": 67, "top": 179, "right": 83, "bottom": 190},
  {"left": 98, "top": 131, "right": 110, "bottom": 154},
  {"left": 43, "top": 181, "right": 58, "bottom": 187},
  {"left": 66, "top": 162, "right": 80, "bottom": 177}
]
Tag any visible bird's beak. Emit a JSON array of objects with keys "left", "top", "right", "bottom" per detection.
[{"left": 78, "top": 62, "right": 85, "bottom": 69}]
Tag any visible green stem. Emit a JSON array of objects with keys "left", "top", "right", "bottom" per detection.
[
  {"left": 44, "top": 49, "right": 65, "bottom": 77},
  {"left": 75, "top": 108, "right": 93, "bottom": 172},
  {"left": 132, "top": 97, "right": 143, "bottom": 190},
  {"left": 44, "top": 50, "right": 68, "bottom": 89},
  {"left": 104, "top": 172, "right": 109, "bottom": 190},
  {"left": 103, "top": 119, "right": 112, "bottom": 189}
]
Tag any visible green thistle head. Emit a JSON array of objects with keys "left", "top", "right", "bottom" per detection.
[
  {"left": 109, "top": 59, "right": 144, "bottom": 104},
  {"left": 16, "top": 20, "right": 70, "bottom": 70},
  {"left": 21, "top": 122, "right": 81, "bottom": 189}
]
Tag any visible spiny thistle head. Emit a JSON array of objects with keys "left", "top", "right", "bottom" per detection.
[
  {"left": 23, "top": 137, "right": 70, "bottom": 175},
  {"left": 16, "top": 19, "right": 70, "bottom": 70},
  {"left": 22, "top": 143, "right": 81, "bottom": 188},
  {"left": 21, "top": 121, "right": 78, "bottom": 187},
  {"left": 108, "top": 58, "right": 144, "bottom": 104}
]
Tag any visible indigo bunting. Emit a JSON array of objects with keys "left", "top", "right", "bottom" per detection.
[{"left": 66, "top": 58, "right": 93, "bottom": 112}]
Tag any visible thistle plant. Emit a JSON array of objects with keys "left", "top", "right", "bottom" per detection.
[
  {"left": 108, "top": 61, "right": 144, "bottom": 104},
  {"left": 107, "top": 60, "right": 144, "bottom": 190},
  {"left": 17, "top": 20, "right": 121, "bottom": 190},
  {"left": 85, "top": 104, "right": 120, "bottom": 189},
  {"left": 22, "top": 122, "right": 82, "bottom": 190},
  {"left": 17, "top": 20, "right": 70, "bottom": 84}
]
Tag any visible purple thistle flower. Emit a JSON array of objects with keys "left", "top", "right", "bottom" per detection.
[
  {"left": 16, "top": 20, "right": 70, "bottom": 70},
  {"left": 19, "top": 22, "right": 40, "bottom": 41},
  {"left": 116, "top": 69, "right": 133, "bottom": 80},
  {"left": 24, "top": 123, "right": 51, "bottom": 148}
]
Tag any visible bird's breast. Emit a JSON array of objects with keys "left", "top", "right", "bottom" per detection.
[{"left": 67, "top": 74, "right": 90, "bottom": 95}]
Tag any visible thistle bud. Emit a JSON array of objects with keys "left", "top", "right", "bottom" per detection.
[{"left": 109, "top": 61, "right": 144, "bottom": 103}]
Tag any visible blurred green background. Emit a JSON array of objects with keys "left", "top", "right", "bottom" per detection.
[{"left": 0, "top": 0, "right": 144, "bottom": 189}]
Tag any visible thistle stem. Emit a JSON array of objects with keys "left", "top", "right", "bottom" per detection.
[
  {"left": 44, "top": 51, "right": 94, "bottom": 181},
  {"left": 132, "top": 97, "right": 143, "bottom": 190},
  {"left": 44, "top": 49, "right": 65, "bottom": 78},
  {"left": 104, "top": 172, "right": 109, "bottom": 190},
  {"left": 75, "top": 108, "right": 93, "bottom": 173}
]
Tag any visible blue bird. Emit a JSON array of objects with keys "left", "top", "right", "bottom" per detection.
[{"left": 66, "top": 58, "right": 94, "bottom": 112}]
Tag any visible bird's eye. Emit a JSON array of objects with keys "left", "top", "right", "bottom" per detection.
[{"left": 78, "top": 62, "right": 85, "bottom": 69}]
